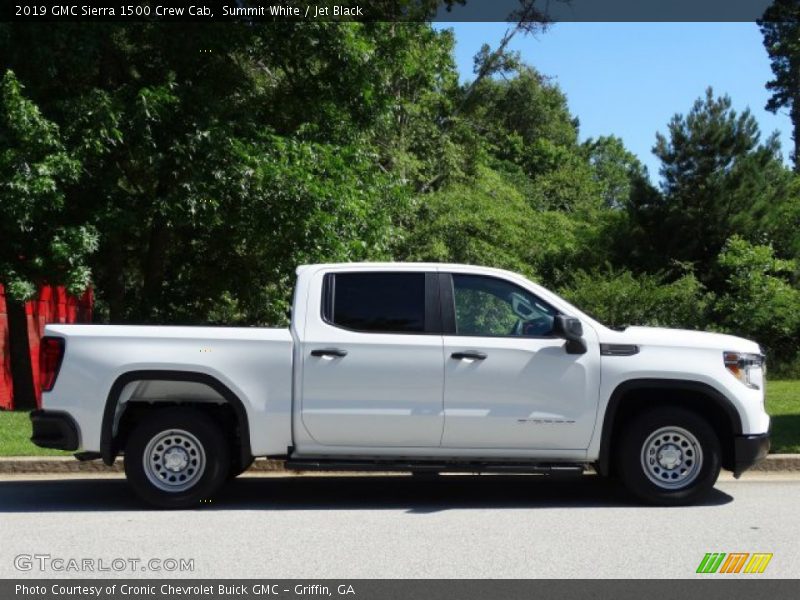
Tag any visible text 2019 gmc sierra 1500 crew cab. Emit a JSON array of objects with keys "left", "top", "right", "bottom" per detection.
[{"left": 30, "top": 263, "right": 770, "bottom": 507}]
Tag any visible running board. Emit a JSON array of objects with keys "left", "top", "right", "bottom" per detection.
[{"left": 284, "top": 459, "right": 585, "bottom": 475}]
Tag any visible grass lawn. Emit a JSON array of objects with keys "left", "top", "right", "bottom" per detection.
[
  {"left": 0, "top": 410, "right": 71, "bottom": 456},
  {"left": 766, "top": 380, "right": 800, "bottom": 454},
  {"left": 1, "top": 381, "right": 798, "bottom": 456}
]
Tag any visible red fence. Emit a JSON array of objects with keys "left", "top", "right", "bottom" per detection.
[
  {"left": 0, "top": 288, "right": 10, "bottom": 409},
  {"left": 0, "top": 284, "right": 93, "bottom": 410}
]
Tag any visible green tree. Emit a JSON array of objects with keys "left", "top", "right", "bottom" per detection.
[
  {"left": 760, "top": 0, "right": 800, "bottom": 171},
  {"left": 460, "top": 63, "right": 608, "bottom": 216},
  {"left": 400, "top": 165, "right": 582, "bottom": 282},
  {"left": 367, "top": 24, "right": 466, "bottom": 190},
  {"left": 761, "top": 174, "right": 800, "bottom": 258},
  {"left": 628, "top": 88, "right": 792, "bottom": 281},
  {"left": 466, "top": 65, "right": 579, "bottom": 177},
  {"left": 559, "top": 267, "right": 711, "bottom": 330},
  {"left": 0, "top": 70, "right": 97, "bottom": 300},
  {"left": 583, "top": 135, "right": 649, "bottom": 209},
  {"left": 0, "top": 69, "right": 98, "bottom": 410},
  {"left": 714, "top": 235, "right": 800, "bottom": 366},
  {"left": 0, "top": 23, "right": 455, "bottom": 324},
  {"left": 159, "top": 134, "right": 406, "bottom": 325}
]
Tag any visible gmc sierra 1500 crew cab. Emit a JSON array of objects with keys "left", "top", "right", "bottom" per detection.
[{"left": 30, "top": 263, "right": 770, "bottom": 508}]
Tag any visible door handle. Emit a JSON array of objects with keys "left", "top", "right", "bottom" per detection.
[
  {"left": 451, "top": 351, "right": 487, "bottom": 360},
  {"left": 311, "top": 348, "right": 348, "bottom": 358}
]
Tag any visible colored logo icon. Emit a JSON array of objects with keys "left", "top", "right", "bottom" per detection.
[{"left": 696, "top": 553, "right": 773, "bottom": 574}]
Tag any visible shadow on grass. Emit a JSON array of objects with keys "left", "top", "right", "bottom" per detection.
[
  {"left": 0, "top": 474, "right": 733, "bottom": 513},
  {"left": 770, "top": 413, "right": 800, "bottom": 453}
]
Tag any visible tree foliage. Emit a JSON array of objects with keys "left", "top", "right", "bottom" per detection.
[
  {"left": 583, "top": 135, "right": 649, "bottom": 209},
  {"left": 0, "top": 70, "right": 97, "bottom": 300},
  {"left": 1, "top": 20, "right": 799, "bottom": 370},
  {"left": 0, "top": 23, "right": 437, "bottom": 321},
  {"left": 626, "top": 89, "right": 792, "bottom": 281},
  {"left": 714, "top": 236, "right": 800, "bottom": 363},
  {"left": 760, "top": 0, "right": 800, "bottom": 170},
  {"left": 559, "top": 268, "right": 711, "bottom": 331},
  {"left": 399, "top": 165, "right": 581, "bottom": 279}
]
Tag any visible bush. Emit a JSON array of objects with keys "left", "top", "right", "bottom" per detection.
[
  {"left": 714, "top": 236, "right": 800, "bottom": 363},
  {"left": 559, "top": 268, "right": 711, "bottom": 329},
  {"left": 770, "top": 355, "right": 800, "bottom": 379}
]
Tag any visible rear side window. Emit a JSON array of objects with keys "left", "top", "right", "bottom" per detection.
[{"left": 324, "top": 272, "right": 426, "bottom": 334}]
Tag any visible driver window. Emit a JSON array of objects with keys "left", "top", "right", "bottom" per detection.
[{"left": 452, "top": 274, "right": 556, "bottom": 337}]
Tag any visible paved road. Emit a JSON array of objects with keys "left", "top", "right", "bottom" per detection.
[{"left": 0, "top": 472, "right": 797, "bottom": 579}]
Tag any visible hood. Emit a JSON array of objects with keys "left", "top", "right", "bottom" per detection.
[{"left": 603, "top": 326, "right": 761, "bottom": 354}]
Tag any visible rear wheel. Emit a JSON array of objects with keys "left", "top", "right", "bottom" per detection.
[
  {"left": 616, "top": 407, "right": 721, "bottom": 506},
  {"left": 124, "top": 408, "right": 230, "bottom": 508},
  {"left": 228, "top": 455, "right": 255, "bottom": 479}
]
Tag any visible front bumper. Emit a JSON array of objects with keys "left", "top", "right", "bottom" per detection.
[
  {"left": 30, "top": 410, "right": 80, "bottom": 451},
  {"left": 732, "top": 432, "right": 770, "bottom": 477}
]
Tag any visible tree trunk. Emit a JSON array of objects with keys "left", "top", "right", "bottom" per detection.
[
  {"left": 103, "top": 240, "right": 127, "bottom": 323},
  {"left": 140, "top": 222, "right": 170, "bottom": 322},
  {"left": 793, "top": 101, "right": 800, "bottom": 173},
  {"left": 7, "top": 298, "right": 36, "bottom": 411}
]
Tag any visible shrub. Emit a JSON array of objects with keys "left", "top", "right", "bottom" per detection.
[
  {"left": 714, "top": 235, "right": 800, "bottom": 364},
  {"left": 559, "top": 268, "right": 711, "bottom": 330}
]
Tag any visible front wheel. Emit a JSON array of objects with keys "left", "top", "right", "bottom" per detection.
[
  {"left": 617, "top": 407, "right": 721, "bottom": 506},
  {"left": 124, "top": 408, "right": 230, "bottom": 508}
]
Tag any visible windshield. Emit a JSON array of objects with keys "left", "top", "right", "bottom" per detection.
[{"left": 522, "top": 278, "right": 619, "bottom": 332}]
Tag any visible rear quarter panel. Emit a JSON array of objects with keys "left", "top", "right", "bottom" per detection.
[{"left": 41, "top": 325, "right": 294, "bottom": 456}]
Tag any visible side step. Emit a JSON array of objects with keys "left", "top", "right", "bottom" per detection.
[{"left": 284, "top": 459, "right": 585, "bottom": 476}]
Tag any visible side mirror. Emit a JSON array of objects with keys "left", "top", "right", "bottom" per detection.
[{"left": 553, "top": 315, "right": 587, "bottom": 355}]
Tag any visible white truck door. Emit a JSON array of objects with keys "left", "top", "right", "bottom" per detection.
[
  {"left": 299, "top": 270, "right": 445, "bottom": 447},
  {"left": 440, "top": 273, "right": 600, "bottom": 450}
]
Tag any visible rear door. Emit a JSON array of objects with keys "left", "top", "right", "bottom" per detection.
[
  {"left": 440, "top": 273, "right": 600, "bottom": 451},
  {"left": 299, "top": 270, "right": 445, "bottom": 448}
]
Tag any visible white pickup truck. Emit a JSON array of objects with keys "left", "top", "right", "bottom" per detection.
[{"left": 31, "top": 263, "right": 770, "bottom": 507}]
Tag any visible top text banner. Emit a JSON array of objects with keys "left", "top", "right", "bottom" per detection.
[{"left": 2, "top": 0, "right": 787, "bottom": 23}]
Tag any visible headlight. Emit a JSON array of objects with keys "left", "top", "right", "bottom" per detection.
[{"left": 723, "top": 351, "right": 765, "bottom": 390}]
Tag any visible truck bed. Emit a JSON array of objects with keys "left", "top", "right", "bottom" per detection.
[{"left": 42, "top": 324, "right": 294, "bottom": 457}]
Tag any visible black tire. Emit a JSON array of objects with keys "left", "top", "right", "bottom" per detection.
[
  {"left": 228, "top": 455, "right": 255, "bottom": 480},
  {"left": 124, "top": 408, "right": 230, "bottom": 509},
  {"left": 616, "top": 407, "right": 721, "bottom": 506}
]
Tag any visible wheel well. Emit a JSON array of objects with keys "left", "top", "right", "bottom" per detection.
[
  {"left": 101, "top": 371, "right": 252, "bottom": 468},
  {"left": 599, "top": 383, "right": 739, "bottom": 476},
  {"left": 115, "top": 401, "right": 243, "bottom": 466}
]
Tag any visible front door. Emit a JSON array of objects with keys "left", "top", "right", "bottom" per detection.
[{"left": 440, "top": 273, "right": 600, "bottom": 450}]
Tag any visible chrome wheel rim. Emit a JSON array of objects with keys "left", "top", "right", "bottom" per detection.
[
  {"left": 143, "top": 429, "right": 206, "bottom": 493},
  {"left": 640, "top": 426, "right": 703, "bottom": 490}
]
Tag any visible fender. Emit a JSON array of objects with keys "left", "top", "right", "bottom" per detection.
[
  {"left": 596, "top": 378, "right": 743, "bottom": 475},
  {"left": 100, "top": 370, "right": 252, "bottom": 466}
]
